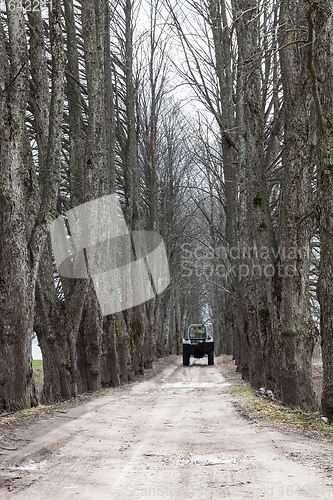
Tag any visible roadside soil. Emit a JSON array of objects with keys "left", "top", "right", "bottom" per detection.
[{"left": 0, "top": 355, "right": 332, "bottom": 500}]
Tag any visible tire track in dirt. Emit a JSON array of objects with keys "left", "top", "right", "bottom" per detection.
[{"left": 0, "top": 356, "right": 332, "bottom": 499}]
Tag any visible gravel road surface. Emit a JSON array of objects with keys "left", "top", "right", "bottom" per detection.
[{"left": 0, "top": 356, "right": 332, "bottom": 499}]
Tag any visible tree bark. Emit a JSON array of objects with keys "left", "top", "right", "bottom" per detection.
[
  {"left": 274, "top": 0, "right": 317, "bottom": 409},
  {"left": 101, "top": 315, "right": 120, "bottom": 387},
  {"left": 0, "top": 0, "right": 64, "bottom": 410},
  {"left": 75, "top": 0, "right": 108, "bottom": 392},
  {"left": 311, "top": 1, "right": 333, "bottom": 418},
  {"left": 34, "top": 237, "right": 87, "bottom": 403}
]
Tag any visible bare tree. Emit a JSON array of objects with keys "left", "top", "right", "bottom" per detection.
[
  {"left": 0, "top": 0, "right": 65, "bottom": 410},
  {"left": 34, "top": 0, "right": 88, "bottom": 403},
  {"left": 311, "top": 0, "right": 333, "bottom": 418}
]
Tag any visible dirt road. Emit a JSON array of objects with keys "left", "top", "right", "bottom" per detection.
[{"left": 1, "top": 356, "right": 333, "bottom": 499}]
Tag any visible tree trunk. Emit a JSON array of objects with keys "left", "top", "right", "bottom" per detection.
[
  {"left": 311, "top": 1, "right": 333, "bottom": 417},
  {"left": 76, "top": 286, "right": 103, "bottom": 392},
  {"left": 101, "top": 315, "right": 120, "bottom": 387},
  {"left": 231, "top": 0, "right": 275, "bottom": 388},
  {"left": 274, "top": 0, "right": 317, "bottom": 410},
  {"left": 75, "top": 0, "right": 109, "bottom": 392},
  {"left": 34, "top": 236, "right": 88, "bottom": 402},
  {"left": 35, "top": 240, "right": 73, "bottom": 402},
  {"left": 116, "top": 312, "right": 135, "bottom": 383},
  {"left": 0, "top": 0, "right": 64, "bottom": 410}
]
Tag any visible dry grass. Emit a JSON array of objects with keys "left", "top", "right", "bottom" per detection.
[
  {"left": 220, "top": 354, "right": 332, "bottom": 433},
  {"left": 220, "top": 354, "right": 324, "bottom": 407}
]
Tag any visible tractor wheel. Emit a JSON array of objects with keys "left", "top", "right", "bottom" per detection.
[
  {"left": 208, "top": 351, "right": 214, "bottom": 365},
  {"left": 183, "top": 351, "right": 190, "bottom": 366}
]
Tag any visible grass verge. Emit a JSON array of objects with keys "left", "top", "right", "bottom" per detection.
[{"left": 232, "top": 383, "right": 333, "bottom": 433}]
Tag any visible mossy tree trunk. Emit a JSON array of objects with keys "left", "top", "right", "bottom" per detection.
[
  {"left": 101, "top": 315, "right": 120, "bottom": 387},
  {"left": 311, "top": 1, "right": 333, "bottom": 418},
  {"left": 34, "top": 238, "right": 87, "bottom": 403},
  {"left": 272, "top": 0, "right": 317, "bottom": 410},
  {"left": 75, "top": 0, "right": 109, "bottom": 393},
  {"left": 0, "top": 0, "right": 64, "bottom": 410}
]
